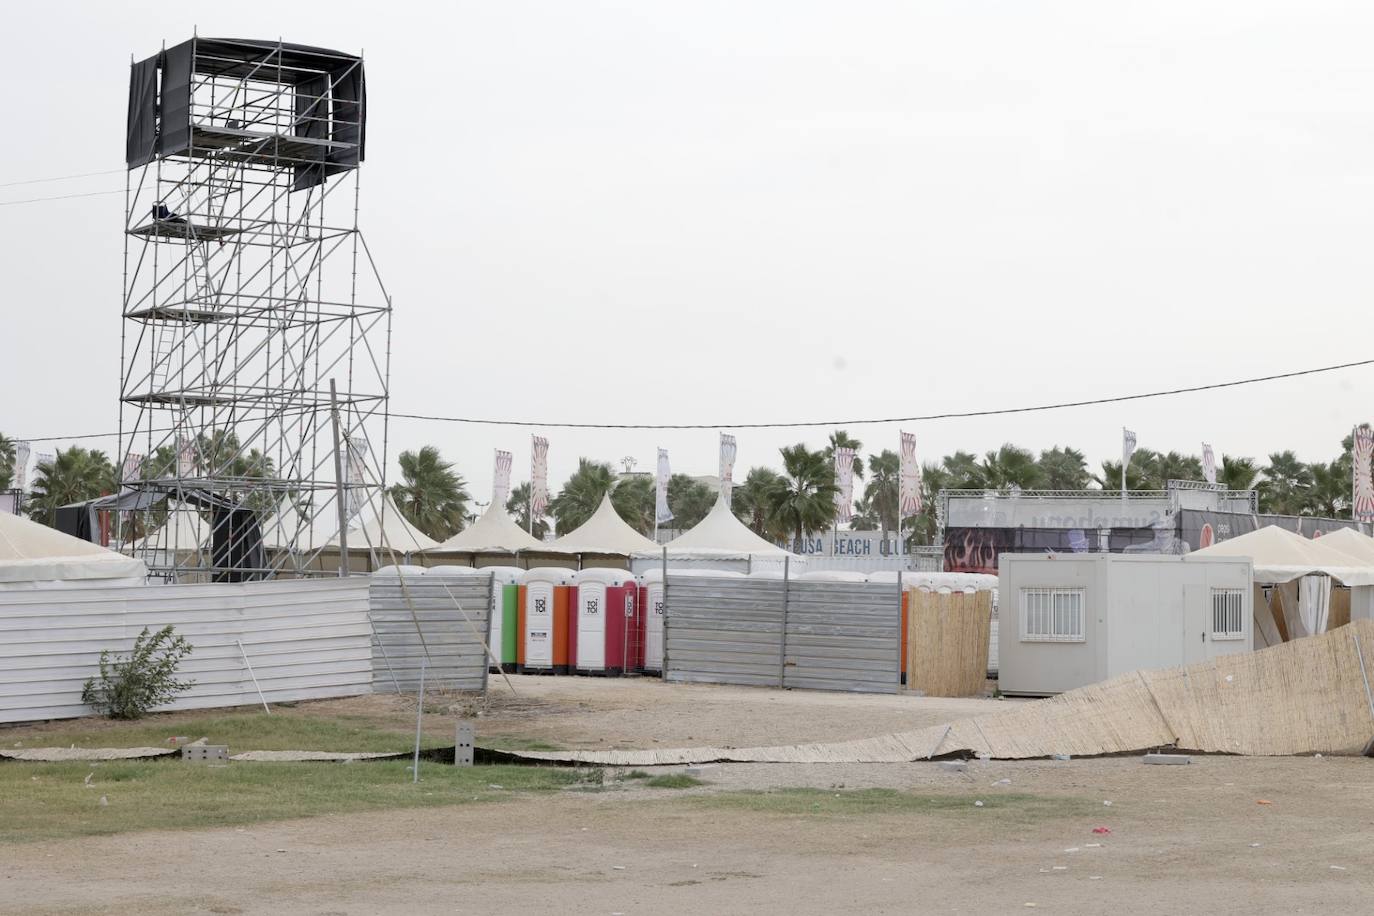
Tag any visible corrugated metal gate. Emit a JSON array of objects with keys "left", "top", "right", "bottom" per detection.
[
  {"left": 369, "top": 574, "right": 492, "bottom": 693},
  {"left": 663, "top": 575, "right": 902, "bottom": 694}
]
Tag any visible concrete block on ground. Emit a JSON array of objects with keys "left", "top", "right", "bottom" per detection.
[{"left": 939, "top": 760, "right": 967, "bottom": 773}]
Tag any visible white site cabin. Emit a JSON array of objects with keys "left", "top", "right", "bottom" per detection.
[{"left": 997, "top": 553, "right": 1253, "bottom": 696}]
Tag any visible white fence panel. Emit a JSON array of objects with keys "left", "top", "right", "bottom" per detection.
[{"left": 0, "top": 578, "right": 372, "bottom": 724}]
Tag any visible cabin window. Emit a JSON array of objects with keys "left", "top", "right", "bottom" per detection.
[
  {"left": 1020, "top": 587, "right": 1085, "bottom": 642},
  {"left": 1211, "top": 588, "right": 1246, "bottom": 640}
]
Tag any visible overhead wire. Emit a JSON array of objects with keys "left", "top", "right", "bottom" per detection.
[
  {"left": 14, "top": 355, "right": 1374, "bottom": 443},
  {"left": 0, "top": 189, "right": 124, "bottom": 207}
]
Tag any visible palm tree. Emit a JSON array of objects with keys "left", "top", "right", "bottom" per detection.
[
  {"left": 940, "top": 451, "right": 982, "bottom": 488},
  {"left": 903, "top": 462, "right": 947, "bottom": 546},
  {"left": 549, "top": 458, "right": 615, "bottom": 534},
  {"left": 1094, "top": 454, "right": 1152, "bottom": 492},
  {"left": 388, "top": 446, "right": 470, "bottom": 540},
  {"left": 1258, "top": 450, "right": 1313, "bottom": 515},
  {"left": 609, "top": 474, "right": 655, "bottom": 535},
  {"left": 764, "top": 444, "right": 839, "bottom": 547},
  {"left": 505, "top": 482, "right": 550, "bottom": 539},
  {"left": 732, "top": 466, "right": 782, "bottom": 537},
  {"left": 1146, "top": 450, "right": 1203, "bottom": 487},
  {"left": 667, "top": 475, "right": 716, "bottom": 530},
  {"left": 825, "top": 430, "right": 865, "bottom": 481},
  {"left": 862, "top": 450, "right": 900, "bottom": 540},
  {"left": 978, "top": 444, "right": 1044, "bottom": 490},
  {"left": 1308, "top": 460, "right": 1348, "bottom": 517},
  {"left": 0, "top": 433, "right": 15, "bottom": 489},
  {"left": 850, "top": 493, "right": 881, "bottom": 530},
  {"left": 27, "top": 447, "right": 116, "bottom": 526},
  {"left": 1218, "top": 455, "right": 1260, "bottom": 491},
  {"left": 1038, "top": 446, "right": 1089, "bottom": 490}
]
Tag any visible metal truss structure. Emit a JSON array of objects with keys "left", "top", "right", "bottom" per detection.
[{"left": 116, "top": 38, "right": 391, "bottom": 581}]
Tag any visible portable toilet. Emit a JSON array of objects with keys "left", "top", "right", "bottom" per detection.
[
  {"left": 572, "top": 567, "right": 639, "bottom": 675},
  {"left": 485, "top": 566, "right": 524, "bottom": 673},
  {"left": 640, "top": 565, "right": 747, "bottom": 672},
  {"left": 518, "top": 567, "right": 576, "bottom": 674}
]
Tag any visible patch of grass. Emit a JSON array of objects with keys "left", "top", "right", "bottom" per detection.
[
  {"left": 622, "top": 770, "right": 651, "bottom": 780},
  {"left": 0, "top": 760, "right": 585, "bottom": 844},
  {"left": 485, "top": 735, "right": 564, "bottom": 752},
  {"left": 1, "top": 713, "right": 449, "bottom": 754},
  {"left": 645, "top": 774, "right": 705, "bottom": 789},
  {"left": 684, "top": 788, "right": 1093, "bottom": 821}
]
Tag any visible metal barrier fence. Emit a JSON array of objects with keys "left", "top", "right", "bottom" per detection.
[
  {"left": 368, "top": 573, "right": 493, "bottom": 693},
  {"left": 663, "top": 574, "right": 903, "bottom": 694}
]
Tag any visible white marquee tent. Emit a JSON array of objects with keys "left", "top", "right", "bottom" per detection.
[
  {"left": 1187, "top": 525, "right": 1374, "bottom": 586},
  {"left": 631, "top": 494, "right": 799, "bottom": 574},
  {"left": 426, "top": 502, "right": 545, "bottom": 554},
  {"left": 1319, "top": 527, "right": 1374, "bottom": 566},
  {"left": 546, "top": 493, "right": 658, "bottom": 556},
  {"left": 261, "top": 492, "right": 437, "bottom": 555},
  {"left": 0, "top": 512, "right": 146, "bottom": 588}
]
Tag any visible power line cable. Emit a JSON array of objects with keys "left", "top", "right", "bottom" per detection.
[
  {"left": 0, "top": 189, "right": 124, "bottom": 207},
  {"left": 0, "top": 168, "right": 124, "bottom": 189},
  {"left": 15, "top": 355, "right": 1373, "bottom": 443}
]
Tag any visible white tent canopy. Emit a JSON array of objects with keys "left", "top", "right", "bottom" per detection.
[
  {"left": 426, "top": 502, "right": 545, "bottom": 553},
  {"left": 0, "top": 513, "right": 146, "bottom": 586},
  {"left": 641, "top": 494, "right": 794, "bottom": 561},
  {"left": 546, "top": 493, "right": 658, "bottom": 555},
  {"left": 128, "top": 503, "right": 209, "bottom": 553},
  {"left": 1187, "top": 525, "right": 1374, "bottom": 586},
  {"left": 261, "top": 492, "right": 437, "bottom": 554},
  {"left": 1319, "top": 527, "right": 1374, "bottom": 565}
]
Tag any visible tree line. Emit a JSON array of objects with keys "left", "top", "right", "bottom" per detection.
[{"left": 2, "top": 429, "right": 1362, "bottom": 545}]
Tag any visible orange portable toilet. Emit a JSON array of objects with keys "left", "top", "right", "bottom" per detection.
[{"left": 518, "top": 568, "right": 576, "bottom": 674}]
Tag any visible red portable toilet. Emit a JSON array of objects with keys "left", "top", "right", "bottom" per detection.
[
  {"left": 573, "top": 568, "right": 639, "bottom": 675},
  {"left": 518, "top": 567, "right": 575, "bottom": 674}
]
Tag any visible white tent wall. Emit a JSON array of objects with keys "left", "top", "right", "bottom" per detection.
[{"left": 0, "top": 578, "right": 371, "bottom": 724}]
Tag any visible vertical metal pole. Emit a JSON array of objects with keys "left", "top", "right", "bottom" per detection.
[
  {"left": 1120, "top": 426, "right": 1127, "bottom": 503},
  {"left": 235, "top": 639, "right": 271, "bottom": 715},
  {"left": 329, "top": 379, "right": 349, "bottom": 577},
  {"left": 779, "top": 555, "right": 791, "bottom": 688},
  {"left": 660, "top": 546, "right": 669, "bottom": 678},
  {"left": 895, "top": 571, "right": 904, "bottom": 693},
  {"left": 412, "top": 659, "right": 426, "bottom": 783}
]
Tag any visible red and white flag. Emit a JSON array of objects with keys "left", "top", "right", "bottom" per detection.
[
  {"left": 899, "top": 431, "right": 922, "bottom": 516},
  {"left": 12, "top": 441, "right": 30, "bottom": 491},
  {"left": 530, "top": 436, "right": 550, "bottom": 517},
  {"left": 1202, "top": 443, "right": 1216, "bottom": 487},
  {"left": 121, "top": 452, "right": 145, "bottom": 485},
  {"left": 176, "top": 437, "right": 195, "bottom": 477},
  {"left": 1354, "top": 424, "right": 1374, "bottom": 523},
  {"left": 345, "top": 437, "right": 369, "bottom": 520},
  {"left": 833, "top": 446, "right": 856, "bottom": 524},
  {"left": 718, "top": 433, "right": 737, "bottom": 506},
  {"left": 492, "top": 449, "right": 513, "bottom": 507}
]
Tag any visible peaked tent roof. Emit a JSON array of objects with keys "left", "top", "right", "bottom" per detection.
[
  {"left": 260, "top": 492, "right": 438, "bottom": 553},
  {"left": 643, "top": 494, "right": 793, "bottom": 559},
  {"left": 0, "top": 512, "right": 147, "bottom": 583},
  {"left": 426, "top": 502, "right": 545, "bottom": 553},
  {"left": 128, "top": 503, "right": 210, "bottom": 553},
  {"left": 1187, "top": 525, "right": 1374, "bottom": 586},
  {"left": 546, "top": 493, "right": 658, "bottom": 555},
  {"left": 1318, "top": 527, "right": 1374, "bottom": 565}
]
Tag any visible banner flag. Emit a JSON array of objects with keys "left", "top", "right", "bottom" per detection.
[
  {"left": 718, "top": 433, "right": 737, "bottom": 506},
  {"left": 345, "top": 437, "right": 369, "bottom": 520},
  {"left": 833, "top": 446, "right": 856, "bottom": 524},
  {"left": 1355, "top": 424, "right": 1374, "bottom": 523},
  {"left": 1202, "top": 443, "right": 1216, "bottom": 487},
  {"left": 655, "top": 448, "right": 673, "bottom": 524},
  {"left": 493, "top": 449, "right": 513, "bottom": 508},
  {"left": 176, "top": 438, "right": 194, "bottom": 477},
  {"left": 1122, "top": 428, "right": 1137, "bottom": 468},
  {"left": 121, "top": 452, "right": 145, "bottom": 486},
  {"left": 530, "top": 436, "right": 550, "bottom": 517},
  {"left": 12, "top": 441, "right": 30, "bottom": 491},
  {"left": 899, "top": 431, "right": 922, "bottom": 517}
]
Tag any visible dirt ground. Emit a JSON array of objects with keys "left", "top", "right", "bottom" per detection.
[{"left": 5, "top": 678, "right": 1374, "bottom": 914}]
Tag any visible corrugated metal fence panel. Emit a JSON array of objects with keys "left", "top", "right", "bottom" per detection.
[
  {"left": 784, "top": 582, "right": 900, "bottom": 693},
  {"left": 663, "top": 576, "right": 785, "bottom": 688},
  {"left": 0, "top": 578, "right": 372, "bottom": 724},
  {"left": 368, "top": 575, "right": 492, "bottom": 692}
]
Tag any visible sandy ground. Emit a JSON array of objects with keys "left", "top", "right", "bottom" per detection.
[
  {"left": 5, "top": 679, "right": 1373, "bottom": 913},
  {"left": 5, "top": 754, "right": 1374, "bottom": 915}
]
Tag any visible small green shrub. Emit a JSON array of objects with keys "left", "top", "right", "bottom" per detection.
[
  {"left": 80, "top": 625, "right": 194, "bottom": 720},
  {"left": 645, "top": 774, "right": 705, "bottom": 789}
]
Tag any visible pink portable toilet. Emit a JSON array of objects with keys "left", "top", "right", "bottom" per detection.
[{"left": 572, "top": 567, "right": 638, "bottom": 675}]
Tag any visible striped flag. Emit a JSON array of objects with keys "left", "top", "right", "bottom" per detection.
[
  {"left": 345, "top": 437, "right": 369, "bottom": 520},
  {"left": 1202, "top": 443, "right": 1216, "bottom": 486},
  {"left": 718, "top": 433, "right": 737, "bottom": 506},
  {"left": 530, "top": 436, "right": 550, "bottom": 517},
  {"left": 1355, "top": 425, "right": 1374, "bottom": 523},
  {"left": 899, "top": 431, "right": 922, "bottom": 516},
  {"left": 176, "top": 437, "right": 195, "bottom": 477},
  {"left": 833, "top": 446, "right": 856, "bottom": 524},
  {"left": 121, "top": 452, "right": 145, "bottom": 486},
  {"left": 12, "top": 441, "right": 30, "bottom": 491},
  {"left": 492, "top": 449, "right": 513, "bottom": 507},
  {"left": 655, "top": 448, "right": 673, "bottom": 524}
]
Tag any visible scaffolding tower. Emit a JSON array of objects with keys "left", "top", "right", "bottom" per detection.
[{"left": 117, "top": 37, "right": 392, "bottom": 581}]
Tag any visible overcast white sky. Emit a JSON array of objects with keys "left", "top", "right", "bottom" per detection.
[{"left": 3, "top": 1, "right": 1372, "bottom": 501}]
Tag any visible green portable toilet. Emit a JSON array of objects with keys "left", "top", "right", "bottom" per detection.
[{"left": 485, "top": 566, "right": 524, "bottom": 672}]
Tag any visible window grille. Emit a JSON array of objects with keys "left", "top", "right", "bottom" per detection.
[
  {"left": 1211, "top": 588, "right": 1245, "bottom": 640},
  {"left": 1020, "top": 587, "right": 1086, "bottom": 642}
]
